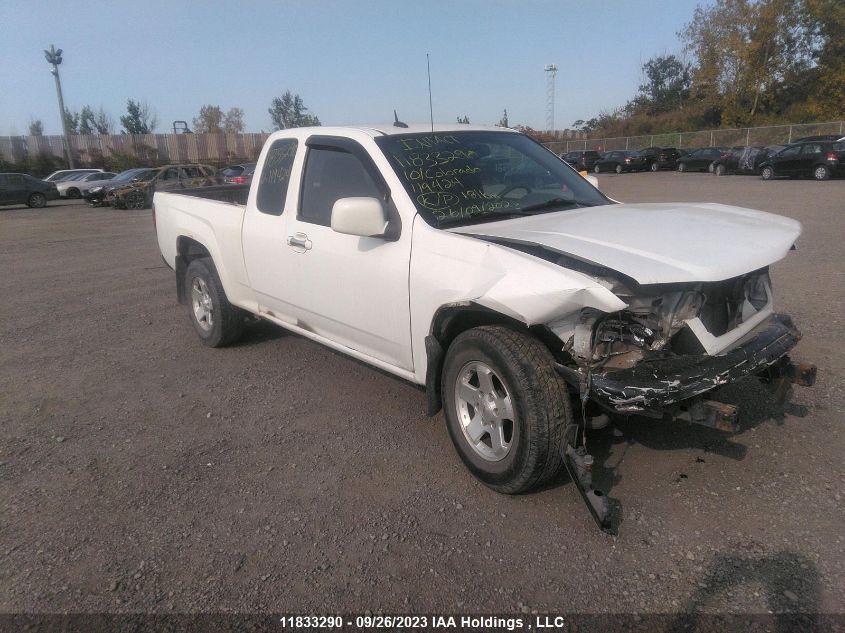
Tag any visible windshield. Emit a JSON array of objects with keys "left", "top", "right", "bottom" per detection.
[
  {"left": 114, "top": 168, "right": 150, "bottom": 181},
  {"left": 375, "top": 131, "right": 610, "bottom": 228}
]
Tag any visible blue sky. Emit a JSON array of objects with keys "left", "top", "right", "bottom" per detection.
[{"left": 0, "top": 0, "right": 705, "bottom": 135}]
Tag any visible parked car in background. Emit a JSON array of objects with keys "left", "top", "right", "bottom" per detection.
[
  {"left": 677, "top": 147, "right": 728, "bottom": 172},
  {"left": 593, "top": 150, "right": 647, "bottom": 173},
  {"left": 711, "top": 146, "right": 771, "bottom": 176},
  {"left": 758, "top": 141, "right": 845, "bottom": 181},
  {"left": 220, "top": 162, "right": 257, "bottom": 185},
  {"left": 0, "top": 173, "right": 59, "bottom": 207},
  {"left": 43, "top": 168, "right": 104, "bottom": 182},
  {"left": 792, "top": 135, "right": 840, "bottom": 143},
  {"left": 56, "top": 171, "right": 116, "bottom": 198},
  {"left": 107, "top": 164, "right": 218, "bottom": 209},
  {"left": 639, "top": 147, "right": 682, "bottom": 171},
  {"left": 561, "top": 150, "right": 601, "bottom": 172},
  {"left": 83, "top": 168, "right": 155, "bottom": 206}
]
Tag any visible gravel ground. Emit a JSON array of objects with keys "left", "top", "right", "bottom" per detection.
[{"left": 0, "top": 173, "right": 843, "bottom": 619}]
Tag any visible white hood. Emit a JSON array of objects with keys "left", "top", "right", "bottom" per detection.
[{"left": 448, "top": 202, "right": 801, "bottom": 284}]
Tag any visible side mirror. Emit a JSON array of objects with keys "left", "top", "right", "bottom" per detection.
[{"left": 331, "top": 197, "right": 388, "bottom": 238}]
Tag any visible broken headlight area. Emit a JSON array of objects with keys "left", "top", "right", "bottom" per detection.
[{"left": 553, "top": 269, "right": 814, "bottom": 419}]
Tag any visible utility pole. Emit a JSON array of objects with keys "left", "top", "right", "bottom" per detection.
[
  {"left": 544, "top": 64, "right": 558, "bottom": 137},
  {"left": 44, "top": 44, "right": 74, "bottom": 168}
]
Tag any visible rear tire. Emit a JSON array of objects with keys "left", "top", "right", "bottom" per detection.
[
  {"left": 813, "top": 165, "right": 830, "bottom": 181},
  {"left": 761, "top": 166, "right": 775, "bottom": 180},
  {"left": 593, "top": 165, "right": 601, "bottom": 174},
  {"left": 714, "top": 164, "right": 726, "bottom": 176},
  {"left": 441, "top": 326, "right": 572, "bottom": 494},
  {"left": 650, "top": 162, "right": 659, "bottom": 172},
  {"left": 678, "top": 163, "right": 686, "bottom": 172},
  {"left": 185, "top": 258, "right": 245, "bottom": 347},
  {"left": 27, "top": 192, "right": 47, "bottom": 208}
]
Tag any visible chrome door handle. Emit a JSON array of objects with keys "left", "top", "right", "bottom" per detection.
[{"left": 286, "top": 232, "right": 312, "bottom": 251}]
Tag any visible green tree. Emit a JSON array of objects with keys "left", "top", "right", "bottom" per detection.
[
  {"left": 223, "top": 107, "right": 245, "bottom": 133},
  {"left": 120, "top": 99, "right": 158, "bottom": 134},
  {"left": 801, "top": 0, "right": 845, "bottom": 118},
  {"left": 28, "top": 119, "right": 44, "bottom": 136},
  {"left": 93, "top": 107, "right": 114, "bottom": 134},
  {"left": 193, "top": 104, "right": 224, "bottom": 133},
  {"left": 497, "top": 109, "right": 509, "bottom": 127},
  {"left": 79, "top": 105, "right": 95, "bottom": 135},
  {"left": 638, "top": 55, "right": 692, "bottom": 112},
  {"left": 268, "top": 91, "right": 320, "bottom": 129},
  {"left": 456, "top": 115, "right": 470, "bottom": 124},
  {"left": 63, "top": 108, "right": 79, "bottom": 134}
]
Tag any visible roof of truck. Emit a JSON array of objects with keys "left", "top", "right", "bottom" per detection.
[{"left": 286, "top": 124, "right": 518, "bottom": 137}]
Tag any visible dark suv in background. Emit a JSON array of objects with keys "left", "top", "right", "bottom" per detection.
[
  {"left": 0, "top": 173, "right": 59, "bottom": 208},
  {"left": 639, "top": 147, "right": 682, "bottom": 171},
  {"left": 677, "top": 147, "right": 729, "bottom": 172},
  {"left": 593, "top": 150, "right": 647, "bottom": 173},
  {"left": 759, "top": 141, "right": 845, "bottom": 181},
  {"left": 561, "top": 150, "right": 602, "bottom": 172}
]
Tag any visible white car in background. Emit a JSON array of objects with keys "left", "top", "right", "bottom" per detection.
[
  {"left": 55, "top": 171, "right": 116, "bottom": 198},
  {"left": 43, "top": 168, "right": 104, "bottom": 182}
]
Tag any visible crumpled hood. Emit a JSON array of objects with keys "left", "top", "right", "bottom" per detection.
[{"left": 448, "top": 202, "right": 801, "bottom": 284}]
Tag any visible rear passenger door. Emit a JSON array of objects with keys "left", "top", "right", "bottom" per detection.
[
  {"left": 3, "top": 174, "right": 27, "bottom": 204},
  {"left": 798, "top": 144, "right": 823, "bottom": 175}
]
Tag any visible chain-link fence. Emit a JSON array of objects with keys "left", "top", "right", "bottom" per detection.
[{"left": 543, "top": 120, "right": 845, "bottom": 154}]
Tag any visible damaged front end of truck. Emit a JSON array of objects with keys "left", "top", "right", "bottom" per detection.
[
  {"left": 546, "top": 265, "right": 816, "bottom": 531},
  {"left": 553, "top": 267, "right": 816, "bottom": 429}
]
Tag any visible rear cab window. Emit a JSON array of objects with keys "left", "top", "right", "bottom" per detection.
[{"left": 256, "top": 139, "right": 298, "bottom": 216}]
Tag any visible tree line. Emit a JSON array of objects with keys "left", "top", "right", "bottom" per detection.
[
  {"left": 573, "top": 0, "right": 843, "bottom": 138},
  {"left": 26, "top": 90, "right": 322, "bottom": 137}
]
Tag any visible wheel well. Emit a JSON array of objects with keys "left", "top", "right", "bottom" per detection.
[
  {"left": 175, "top": 237, "right": 211, "bottom": 303},
  {"left": 424, "top": 303, "right": 564, "bottom": 417}
]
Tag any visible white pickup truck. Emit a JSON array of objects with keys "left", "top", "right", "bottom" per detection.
[{"left": 154, "top": 124, "right": 814, "bottom": 530}]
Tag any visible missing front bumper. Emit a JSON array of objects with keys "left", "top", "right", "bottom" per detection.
[{"left": 556, "top": 314, "right": 814, "bottom": 420}]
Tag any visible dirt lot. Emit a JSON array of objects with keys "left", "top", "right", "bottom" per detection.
[{"left": 1, "top": 173, "right": 843, "bottom": 619}]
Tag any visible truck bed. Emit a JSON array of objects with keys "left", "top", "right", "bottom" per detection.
[{"left": 169, "top": 184, "right": 250, "bottom": 206}]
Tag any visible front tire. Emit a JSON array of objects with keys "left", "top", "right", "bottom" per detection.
[
  {"left": 761, "top": 166, "right": 775, "bottom": 180},
  {"left": 67, "top": 187, "right": 81, "bottom": 198},
  {"left": 593, "top": 165, "right": 601, "bottom": 174},
  {"left": 27, "top": 192, "right": 47, "bottom": 208},
  {"left": 650, "top": 162, "right": 659, "bottom": 172},
  {"left": 614, "top": 164, "right": 623, "bottom": 174},
  {"left": 714, "top": 164, "right": 726, "bottom": 176},
  {"left": 678, "top": 162, "right": 686, "bottom": 172},
  {"left": 442, "top": 326, "right": 572, "bottom": 494},
  {"left": 125, "top": 190, "right": 147, "bottom": 210},
  {"left": 185, "top": 258, "right": 245, "bottom": 347}
]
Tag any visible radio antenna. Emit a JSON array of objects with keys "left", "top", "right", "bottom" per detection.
[{"left": 427, "top": 53, "right": 434, "bottom": 134}]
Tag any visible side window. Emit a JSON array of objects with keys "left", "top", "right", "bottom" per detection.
[
  {"left": 299, "top": 148, "right": 381, "bottom": 227},
  {"left": 801, "top": 144, "right": 822, "bottom": 155},
  {"left": 256, "top": 139, "right": 297, "bottom": 216},
  {"left": 780, "top": 146, "right": 801, "bottom": 157},
  {"left": 181, "top": 166, "right": 201, "bottom": 178},
  {"left": 7, "top": 174, "right": 24, "bottom": 186},
  {"left": 160, "top": 168, "right": 179, "bottom": 181}
]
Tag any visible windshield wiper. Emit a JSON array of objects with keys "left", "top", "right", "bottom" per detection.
[{"left": 517, "top": 198, "right": 583, "bottom": 214}]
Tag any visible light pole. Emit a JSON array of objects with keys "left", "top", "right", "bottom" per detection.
[{"left": 44, "top": 44, "right": 75, "bottom": 168}]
